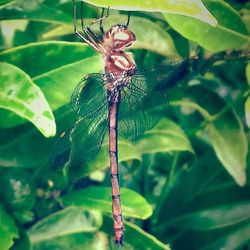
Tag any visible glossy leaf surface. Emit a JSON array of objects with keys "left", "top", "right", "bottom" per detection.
[
  {"left": 62, "top": 187, "right": 152, "bottom": 219},
  {"left": 0, "top": 62, "right": 56, "bottom": 137}
]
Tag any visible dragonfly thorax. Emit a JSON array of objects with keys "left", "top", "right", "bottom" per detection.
[{"left": 105, "top": 51, "right": 136, "bottom": 75}]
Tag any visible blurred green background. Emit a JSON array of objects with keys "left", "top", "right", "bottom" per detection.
[{"left": 0, "top": 0, "right": 250, "bottom": 249}]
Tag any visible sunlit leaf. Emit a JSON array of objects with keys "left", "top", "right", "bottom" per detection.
[
  {"left": 0, "top": 204, "right": 19, "bottom": 250},
  {"left": 28, "top": 206, "right": 102, "bottom": 243},
  {"left": 136, "top": 118, "right": 194, "bottom": 154},
  {"left": 0, "top": 62, "right": 56, "bottom": 137},
  {"left": 165, "top": 201, "right": 250, "bottom": 230},
  {"left": 165, "top": 0, "right": 250, "bottom": 51},
  {"left": 207, "top": 113, "right": 247, "bottom": 186},
  {"left": 0, "top": 41, "right": 102, "bottom": 128},
  {"left": 82, "top": 0, "right": 217, "bottom": 26},
  {"left": 184, "top": 84, "right": 247, "bottom": 186},
  {"left": 62, "top": 187, "right": 152, "bottom": 219}
]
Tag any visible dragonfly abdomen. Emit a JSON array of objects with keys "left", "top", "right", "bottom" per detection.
[{"left": 108, "top": 91, "right": 124, "bottom": 244}]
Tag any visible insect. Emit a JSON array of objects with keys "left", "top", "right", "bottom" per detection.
[{"left": 52, "top": 0, "right": 194, "bottom": 245}]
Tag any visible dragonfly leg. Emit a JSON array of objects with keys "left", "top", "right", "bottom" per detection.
[
  {"left": 73, "top": 0, "right": 101, "bottom": 52},
  {"left": 125, "top": 11, "right": 131, "bottom": 27},
  {"left": 88, "top": 6, "right": 110, "bottom": 31},
  {"left": 99, "top": 8, "right": 105, "bottom": 34}
]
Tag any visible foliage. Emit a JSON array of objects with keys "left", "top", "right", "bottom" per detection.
[{"left": 0, "top": 0, "right": 249, "bottom": 249}]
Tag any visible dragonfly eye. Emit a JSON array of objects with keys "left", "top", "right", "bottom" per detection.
[{"left": 112, "top": 30, "right": 136, "bottom": 50}]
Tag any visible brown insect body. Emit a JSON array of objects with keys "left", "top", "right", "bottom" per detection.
[
  {"left": 102, "top": 25, "right": 136, "bottom": 244},
  {"left": 73, "top": 2, "right": 136, "bottom": 243}
]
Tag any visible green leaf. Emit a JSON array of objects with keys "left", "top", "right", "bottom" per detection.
[
  {"left": 0, "top": 41, "right": 102, "bottom": 128},
  {"left": 28, "top": 206, "right": 102, "bottom": 243},
  {"left": 31, "top": 232, "right": 108, "bottom": 250},
  {"left": 244, "top": 96, "right": 250, "bottom": 128},
  {"left": 82, "top": 0, "right": 217, "bottom": 26},
  {"left": 101, "top": 216, "right": 170, "bottom": 250},
  {"left": 165, "top": 201, "right": 250, "bottom": 230},
  {"left": 0, "top": 62, "right": 56, "bottom": 137},
  {"left": 0, "top": 204, "right": 19, "bottom": 250},
  {"left": 0, "top": 1, "right": 72, "bottom": 25},
  {"left": 200, "top": 220, "right": 250, "bottom": 250},
  {"left": 165, "top": 0, "right": 250, "bottom": 52},
  {"left": 62, "top": 186, "right": 152, "bottom": 219},
  {"left": 136, "top": 118, "right": 194, "bottom": 154},
  {"left": 185, "top": 84, "right": 247, "bottom": 186},
  {"left": 43, "top": 15, "right": 179, "bottom": 57},
  {"left": 207, "top": 113, "right": 247, "bottom": 186}
]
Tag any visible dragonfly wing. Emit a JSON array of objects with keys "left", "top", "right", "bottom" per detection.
[
  {"left": 51, "top": 110, "right": 108, "bottom": 172},
  {"left": 119, "top": 77, "right": 169, "bottom": 140},
  {"left": 71, "top": 73, "right": 108, "bottom": 118},
  {"left": 134, "top": 58, "right": 190, "bottom": 91},
  {"left": 69, "top": 111, "right": 109, "bottom": 169},
  {"left": 51, "top": 73, "right": 109, "bottom": 172},
  {"left": 118, "top": 59, "right": 190, "bottom": 140}
]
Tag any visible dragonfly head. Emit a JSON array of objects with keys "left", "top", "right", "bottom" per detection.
[{"left": 105, "top": 24, "right": 136, "bottom": 51}]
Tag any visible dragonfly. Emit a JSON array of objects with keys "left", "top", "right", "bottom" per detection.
[{"left": 52, "top": 0, "right": 195, "bottom": 245}]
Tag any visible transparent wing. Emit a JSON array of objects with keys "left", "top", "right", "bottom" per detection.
[
  {"left": 133, "top": 58, "right": 190, "bottom": 91},
  {"left": 118, "top": 58, "right": 190, "bottom": 140},
  {"left": 50, "top": 111, "right": 108, "bottom": 172},
  {"left": 119, "top": 81, "right": 168, "bottom": 140},
  {"left": 71, "top": 73, "right": 108, "bottom": 118},
  {"left": 51, "top": 73, "right": 109, "bottom": 172},
  {"left": 68, "top": 111, "right": 109, "bottom": 169}
]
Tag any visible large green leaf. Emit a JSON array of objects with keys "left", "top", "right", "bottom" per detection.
[
  {"left": 0, "top": 0, "right": 72, "bottom": 24},
  {"left": 164, "top": 201, "right": 250, "bottom": 230},
  {"left": 165, "top": 0, "right": 250, "bottom": 52},
  {"left": 82, "top": 0, "right": 217, "bottom": 26},
  {"left": 101, "top": 216, "right": 170, "bottom": 250},
  {"left": 0, "top": 62, "right": 56, "bottom": 137},
  {"left": 136, "top": 118, "right": 194, "bottom": 155},
  {"left": 62, "top": 186, "right": 152, "bottom": 219},
  {"left": 0, "top": 204, "right": 19, "bottom": 250},
  {"left": 0, "top": 41, "right": 102, "bottom": 128},
  {"left": 28, "top": 206, "right": 102, "bottom": 243},
  {"left": 177, "top": 84, "right": 247, "bottom": 186},
  {"left": 207, "top": 113, "right": 247, "bottom": 186},
  {"left": 43, "top": 15, "right": 179, "bottom": 57},
  {"left": 200, "top": 220, "right": 250, "bottom": 250}
]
